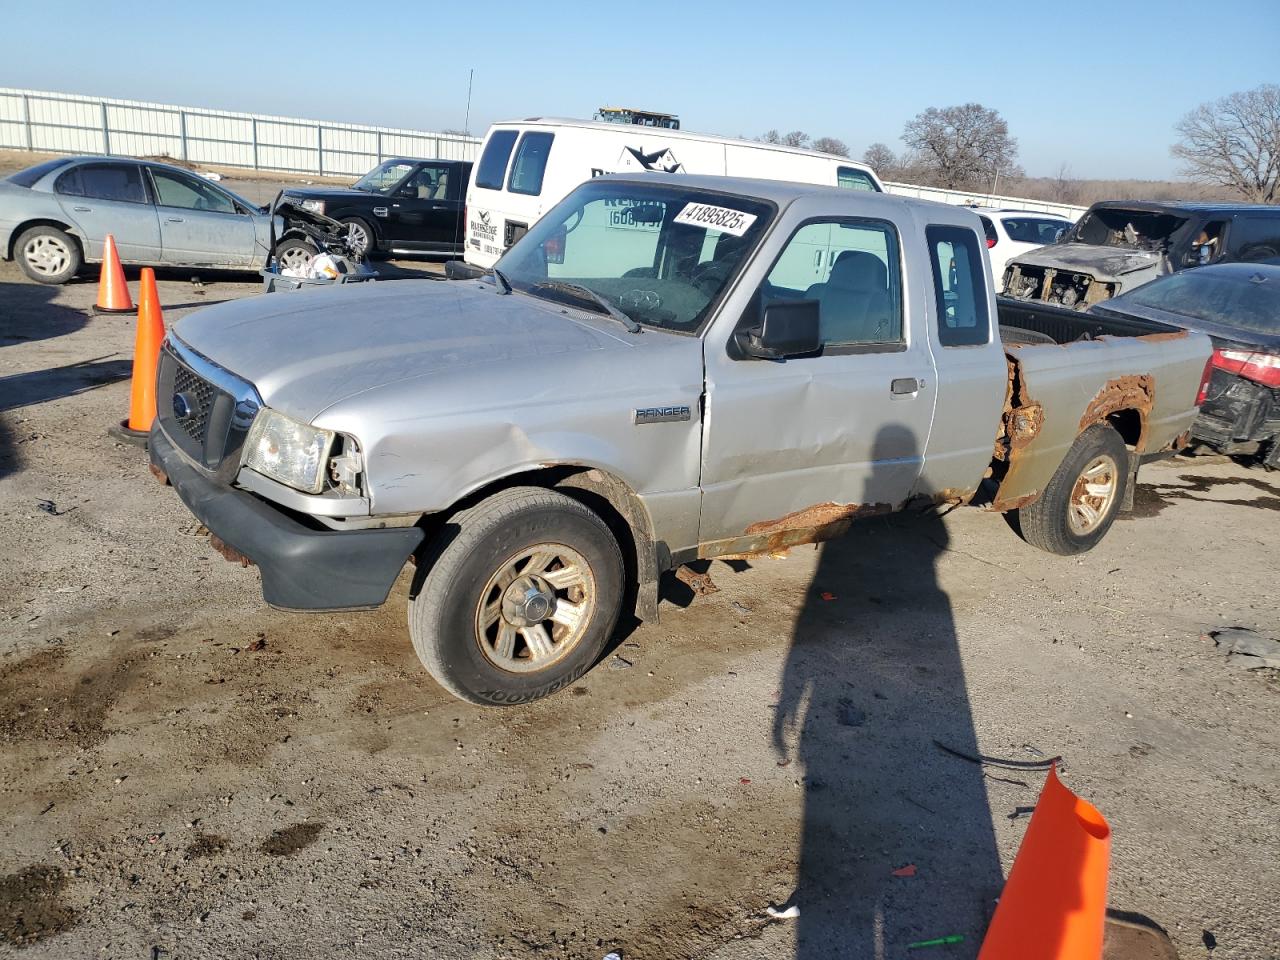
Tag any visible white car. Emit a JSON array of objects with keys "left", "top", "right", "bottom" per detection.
[{"left": 974, "top": 209, "right": 1074, "bottom": 292}]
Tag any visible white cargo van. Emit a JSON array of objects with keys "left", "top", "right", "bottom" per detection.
[{"left": 462, "top": 117, "right": 883, "bottom": 268}]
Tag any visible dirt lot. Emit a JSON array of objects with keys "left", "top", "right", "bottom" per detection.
[{"left": 0, "top": 257, "right": 1278, "bottom": 960}]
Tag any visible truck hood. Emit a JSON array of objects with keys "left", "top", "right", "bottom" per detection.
[
  {"left": 172, "top": 279, "right": 647, "bottom": 421},
  {"left": 1011, "top": 242, "right": 1162, "bottom": 280}
]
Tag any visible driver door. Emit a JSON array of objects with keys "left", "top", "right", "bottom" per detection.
[
  {"left": 147, "top": 166, "right": 256, "bottom": 267},
  {"left": 386, "top": 163, "right": 457, "bottom": 249}
]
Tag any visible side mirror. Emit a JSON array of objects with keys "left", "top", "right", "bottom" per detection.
[{"left": 741, "top": 299, "right": 821, "bottom": 360}]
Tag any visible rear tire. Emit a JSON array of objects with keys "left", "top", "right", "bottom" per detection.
[
  {"left": 1011, "top": 423, "right": 1129, "bottom": 555},
  {"left": 407, "top": 486, "right": 624, "bottom": 705},
  {"left": 16, "top": 225, "right": 81, "bottom": 284}
]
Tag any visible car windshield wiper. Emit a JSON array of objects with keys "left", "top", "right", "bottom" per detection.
[
  {"left": 529, "top": 281, "right": 641, "bottom": 333},
  {"left": 491, "top": 267, "right": 512, "bottom": 295}
]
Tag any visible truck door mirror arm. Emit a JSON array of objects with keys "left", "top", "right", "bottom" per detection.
[{"left": 736, "top": 299, "right": 822, "bottom": 360}]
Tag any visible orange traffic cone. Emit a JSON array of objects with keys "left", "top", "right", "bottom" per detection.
[
  {"left": 109, "top": 268, "right": 166, "bottom": 447},
  {"left": 93, "top": 234, "right": 134, "bottom": 314},
  {"left": 979, "top": 765, "right": 1110, "bottom": 960}
]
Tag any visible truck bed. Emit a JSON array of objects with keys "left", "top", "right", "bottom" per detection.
[
  {"left": 997, "top": 297, "right": 1180, "bottom": 345},
  {"left": 989, "top": 297, "right": 1211, "bottom": 510}
]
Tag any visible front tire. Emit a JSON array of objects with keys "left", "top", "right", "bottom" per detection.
[
  {"left": 1012, "top": 423, "right": 1130, "bottom": 555},
  {"left": 408, "top": 487, "right": 624, "bottom": 705},
  {"left": 16, "top": 225, "right": 81, "bottom": 284},
  {"left": 273, "top": 237, "right": 317, "bottom": 274},
  {"left": 341, "top": 218, "right": 375, "bottom": 260}
]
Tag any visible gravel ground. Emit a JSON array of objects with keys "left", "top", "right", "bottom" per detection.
[{"left": 0, "top": 258, "right": 1277, "bottom": 960}]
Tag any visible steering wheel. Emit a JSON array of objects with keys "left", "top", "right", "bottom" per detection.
[{"left": 690, "top": 260, "right": 729, "bottom": 293}]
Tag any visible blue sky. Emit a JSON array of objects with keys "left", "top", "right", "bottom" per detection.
[{"left": 3, "top": 0, "right": 1277, "bottom": 180}]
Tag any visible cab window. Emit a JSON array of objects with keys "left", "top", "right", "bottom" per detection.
[
  {"left": 836, "top": 166, "right": 879, "bottom": 192},
  {"left": 475, "top": 129, "right": 518, "bottom": 190},
  {"left": 55, "top": 163, "right": 147, "bottom": 204},
  {"left": 150, "top": 169, "right": 236, "bottom": 214},
  {"left": 927, "top": 224, "right": 989, "bottom": 347},
  {"left": 507, "top": 132, "right": 555, "bottom": 196},
  {"left": 763, "top": 219, "right": 903, "bottom": 347}
]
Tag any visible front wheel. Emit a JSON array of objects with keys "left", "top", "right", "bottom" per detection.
[
  {"left": 341, "top": 218, "right": 375, "bottom": 260},
  {"left": 408, "top": 487, "right": 624, "bottom": 705},
  {"left": 273, "top": 237, "right": 317, "bottom": 274},
  {"left": 1011, "top": 423, "right": 1130, "bottom": 555}
]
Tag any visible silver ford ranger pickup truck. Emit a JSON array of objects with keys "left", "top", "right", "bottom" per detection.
[{"left": 149, "top": 174, "right": 1212, "bottom": 705}]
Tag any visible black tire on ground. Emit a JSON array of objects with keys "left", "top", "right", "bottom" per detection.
[
  {"left": 407, "top": 486, "right": 625, "bottom": 706},
  {"left": 340, "top": 218, "right": 376, "bottom": 260},
  {"left": 1011, "top": 423, "right": 1130, "bottom": 556},
  {"left": 273, "top": 237, "right": 318, "bottom": 273},
  {"left": 15, "top": 225, "right": 81, "bottom": 284}
]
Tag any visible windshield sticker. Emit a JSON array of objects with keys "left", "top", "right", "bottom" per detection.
[{"left": 674, "top": 203, "right": 757, "bottom": 237}]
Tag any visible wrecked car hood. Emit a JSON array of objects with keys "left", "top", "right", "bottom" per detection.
[
  {"left": 1011, "top": 242, "right": 1163, "bottom": 280},
  {"left": 172, "top": 279, "right": 675, "bottom": 421}
]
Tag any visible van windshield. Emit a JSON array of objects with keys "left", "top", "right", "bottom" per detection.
[{"left": 497, "top": 180, "right": 773, "bottom": 334}]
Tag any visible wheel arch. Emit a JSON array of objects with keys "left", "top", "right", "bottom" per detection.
[
  {"left": 8, "top": 219, "right": 85, "bottom": 261},
  {"left": 418, "top": 463, "right": 663, "bottom": 623}
]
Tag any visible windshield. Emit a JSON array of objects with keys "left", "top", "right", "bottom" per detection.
[
  {"left": 352, "top": 160, "right": 415, "bottom": 194},
  {"left": 497, "top": 180, "right": 774, "bottom": 333},
  {"left": 1069, "top": 207, "right": 1187, "bottom": 251},
  {"left": 1121, "top": 266, "right": 1279, "bottom": 339}
]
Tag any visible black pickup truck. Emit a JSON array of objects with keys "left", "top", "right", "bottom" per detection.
[{"left": 279, "top": 158, "right": 473, "bottom": 259}]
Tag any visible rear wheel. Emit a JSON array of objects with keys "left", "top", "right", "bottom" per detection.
[
  {"left": 16, "top": 225, "right": 81, "bottom": 284},
  {"left": 1012, "top": 423, "right": 1129, "bottom": 555},
  {"left": 407, "top": 487, "right": 624, "bottom": 705}
]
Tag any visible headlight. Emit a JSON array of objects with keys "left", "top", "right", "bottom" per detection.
[
  {"left": 243, "top": 409, "right": 334, "bottom": 494},
  {"left": 300, "top": 199, "right": 326, "bottom": 214}
]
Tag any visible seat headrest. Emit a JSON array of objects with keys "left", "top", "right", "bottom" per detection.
[{"left": 828, "top": 250, "right": 887, "bottom": 292}]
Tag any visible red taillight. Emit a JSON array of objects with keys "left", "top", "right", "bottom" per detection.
[
  {"left": 1196, "top": 354, "right": 1215, "bottom": 405},
  {"left": 986, "top": 236, "right": 997, "bottom": 249},
  {"left": 1210, "top": 347, "right": 1280, "bottom": 388}
]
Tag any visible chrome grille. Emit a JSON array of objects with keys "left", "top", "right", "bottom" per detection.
[{"left": 172, "top": 365, "right": 216, "bottom": 445}]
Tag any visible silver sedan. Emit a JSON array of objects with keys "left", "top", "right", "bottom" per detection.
[{"left": 0, "top": 155, "right": 275, "bottom": 284}]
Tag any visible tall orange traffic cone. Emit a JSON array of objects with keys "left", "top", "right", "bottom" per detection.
[
  {"left": 93, "top": 234, "right": 134, "bottom": 314},
  {"left": 978, "top": 765, "right": 1110, "bottom": 960},
  {"left": 109, "top": 268, "right": 165, "bottom": 447}
]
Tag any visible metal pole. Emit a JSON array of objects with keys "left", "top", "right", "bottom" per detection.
[
  {"left": 21, "top": 93, "right": 32, "bottom": 151},
  {"left": 464, "top": 68, "right": 473, "bottom": 135},
  {"left": 317, "top": 125, "right": 324, "bottom": 176},
  {"left": 251, "top": 118, "right": 259, "bottom": 170},
  {"left": 101, "top": 101, "right": 111, "bottom": 155},
  {"left": 376, "top": 130, "right": 383, "bottom": 164},
  {"left": 179, "top": 110, "right": 188, "bottom": 161}
]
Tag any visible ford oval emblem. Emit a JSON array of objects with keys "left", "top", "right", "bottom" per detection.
[{"left": 173, "top": 392, "right": 192, "bottom": 419}]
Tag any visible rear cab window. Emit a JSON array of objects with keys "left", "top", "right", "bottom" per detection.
[
  {"left": 927, "top": 224, "right": 990, "bottom": 346},
  {"left": 475, "top": 129, "right": 519, "bottom": 190},
  {"left": 507, "top": 132, "right": 555, "bottom": 196},
  {"left": 836, "top": 166, "right": 880, "bottom": 192},
  {"left": 55, "top": 163, "right": 147, "bottom": 204}
]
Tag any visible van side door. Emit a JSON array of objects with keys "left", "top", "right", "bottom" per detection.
[{"left": 697, "top": 206, "right": 938, "bottom": 556}]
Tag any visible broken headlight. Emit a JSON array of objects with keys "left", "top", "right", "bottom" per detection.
[{"left": 243, "top": 408, "right": 334, "bottom": 494}]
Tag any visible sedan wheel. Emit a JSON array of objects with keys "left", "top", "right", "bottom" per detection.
[
  {"left": 16, "top": 225, "right": 81, "bottom": 284},
  {"left": 275, "top": 239, "right": 316, "bottom": 274}
]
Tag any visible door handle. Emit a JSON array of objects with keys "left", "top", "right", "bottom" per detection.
[
  {"left": 73, "top": 205, "right": 92, "bottom": 212},
  {"left": 891, "top": 377, "right": 921, "bottom": 395},
  {"left": 166, "top": 217, "right": 184, "bottom": 223}
]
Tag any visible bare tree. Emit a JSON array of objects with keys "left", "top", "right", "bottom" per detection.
[
  {"left": 1049, "top": 163, "right": 1080, "bottom": 204},
  {"left": 901, "top": 103, "right": 1020, "bottom": 190},
  {"left": 863, "top": 142, "right": 897, "bottom": 175},
  {"left": 1172, "top": 84, "right": 1280, "bottom": 203},
  {"left": 759, "top": 130, "right": 783, "bottom": 145},
  {"left": 782, "top": 130, "right": 811, "bottom": 149},
  {"left": 811, "top": 136, "right": 850, "bottom": 157}
]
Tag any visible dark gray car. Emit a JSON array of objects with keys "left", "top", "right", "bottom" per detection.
[{"left": 0, "top": 155, "right": 275, "bottom": 284}]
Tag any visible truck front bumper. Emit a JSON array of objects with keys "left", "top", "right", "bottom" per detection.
[{"left": 150, "top": 427, "right": 424, "bottom": 612}]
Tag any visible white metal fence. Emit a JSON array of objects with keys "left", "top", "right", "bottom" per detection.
[
  {"left": 0, "top": 87, "right": 1087, "bottom": 218},
  {"left": 883, "top": 180, "right": 1087, "bottom": 220},
  {"left": 0, "top": 87, "right": 482, "bottom": 176}
]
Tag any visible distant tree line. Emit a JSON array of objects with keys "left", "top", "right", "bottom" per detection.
[{"left": 758, "top": 82, "right": 1278, "bottom": 205}]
